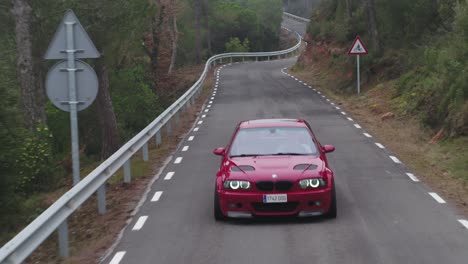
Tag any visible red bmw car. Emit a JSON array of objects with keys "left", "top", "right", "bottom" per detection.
[{"left": 213, "top": 119, "right": 336, "bottom": 220}]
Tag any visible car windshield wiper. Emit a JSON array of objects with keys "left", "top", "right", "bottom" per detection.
[
  {"left": 229, "top": 154, "right": 268, "bottom": 158},
  {"left": 269, "top": 153, "right": 309, "bottom": 156}
]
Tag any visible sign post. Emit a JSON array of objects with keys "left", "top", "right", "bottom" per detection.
[
  {"left": 348, "top": 36, "right": 368, "bottom": 95},
  {"left": 44, "top": 10, "right": 100, "bottom": 258}
]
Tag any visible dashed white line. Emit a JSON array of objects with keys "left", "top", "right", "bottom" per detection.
[
  {"left": 188, "top": 136, "right": 195, "bottom": 141},
  {"left": 109, "top": 251, "right": 126, "bottom": 264},
  {"left": 313, "top": 89, "right": 317, "bottom": 91},
  {"left": 182, "top": 146, "right": 189, "bottom": 152},
  {"left": 202, "top": 115, "right": 206, "bottom": 118},
  {"left": 341, "top": 112, "right": 346, "bottom": 115},
  {"left": 174, "top": 157, "right": 183, "bottom": 164},
  {"left": 354, "top": 124, "right": 362, "bottom": 129},
  {"left": 347, "top": 117, "right": 353, "bottom": 121},
  {"left": 429, "top": 192, "right": 446, "bottom": 204},
  {"left": 209, "top": 101, "right": 213, "bottom": 104},
  {"left": 204, "top": 109, "right": 209, "bottom": 113},
  {"left": 363, "top": 133, "right": 372, "bottom": 138},
  {"left": 207, "top": 105, "right": 211, "bottom": 108},
  {"left": 132, "top": 216, "right": 148, "bottom": 231},
  {"left": 406, "top": 173, "right": 419, "bottom": 182},
  {"left": 331, "top": 102, "right": 335, "bottom": 105},
  {"left": 194, "top": 127, "right": 199, "bottom": 131},
  {"left": 335, "top": 106, "right": 341, "bottom": 110},
  {"left": 164, "top": 172, "right": 175, "bottom": 180},
  {"left": 211, "top": 97, "right": 215, "bottom": 100},
  {"left": 321, "top": 95, "right": 326, "bottom": 98},
  {"left": 317, "top": 91, "right": 321, "bottom": 94},
  {"left": 375, "top": 143, "right": 385, "bottom": 149},
  {"left": 389, "top": 156, "right": 401, "bottom": 164},
  {"left": 151, "top": 191, "right": 163, "bottom": 201},
  {"left": 198, "top": 120, "right": 204, "bottom": 125},
  {"left": 458, "top": 219, "right": 468, "bottom": 229},
  {"left": 299, "top": 81, "right": 303, "bottom": 83},
  {"left": 326, "top": 99, "right": 330, "bottom": 102}
]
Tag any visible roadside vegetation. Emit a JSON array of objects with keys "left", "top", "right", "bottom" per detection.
[
  {"left": 0, "top": 0, "right": 283, "bottom": 246},
  {"left": 289, "top": 0, "right": 467, "bottom": 211}
]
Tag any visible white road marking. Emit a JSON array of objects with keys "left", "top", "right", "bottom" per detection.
[
  {"left": 188, "top": 136, "right": 194, "bottom": 141},
  {"left": 204, "top": 110, "right": 209, "bottom": 113},
  {"left": 375, "top": 143, "right": 385, "bottom": 149},
  {"left": 209, "top": 101, "right": 213, "bottom": 104},
  {"left": 202, "top": 115, "right": 206, "bottom": 118},
  {"left": 215, "top": 85, "right": 218, "bottom": 88},
  {"left": 322, "top": 95, "right": 326, "bottom": 98},
  {"left": 198, "top": 120, "right": 204, "bottom": 125},
  {"left": 313, "top": 89, "right": 317, "bottom": 91},
  {"left": 182, "top": 145, "right": 189, "bottom": 152},
  {"left": 211, "top": 97, "right": 215, "bottom": 100},
  {"left": 326, "top": 99, "right": 330, "bottom": 101},
  {"left": 347, "top": 117, "right": 353, "bottom": 121},
  {"left": 132, "top": 216, "right": 148, "bottom": 231},
  {"left": 164, "top": 172, "right": 175, "bottom": 180},
  {"left": 429, "top": 192, "right": 446, "bottom": 204},
  {"left": 363, "top": 133, "right": 372, "bottom": 138},
  {"left": 109, "top": 251, "right": 126, "bottom": 264},
  {"left": 458, "top": 219, "right": 468, "bottom": 229},
  {"left": 406, "top": 173, "right": 419, "bottom": 182},
  {"left": 317, "top": 91, "right": 321, "bottom": 94},
  {"left": 335, "top": 106, "right": 341, "bottom": 110},
  {"left": 389, "top": 156, "right": 401, "bottom": 163},
  {"left": 151, "top": 191, "right": 163, "bottom": 201},
  {"left": 341, "top": 111, "right": 346, "bottom": 115},
  {"left": 299, "top": 80, "right": 303, "bottom": 83},
  {"left": 207, "top": 105, "right": 211, "bottom": 108},
  {"left": 174, "top": 157, "right": 183, "bottom": 164},
  {"left": 331, "top": 102, "right": 335, "bottom": 105},
  {"left": 354, "top": 124, "right": 362, "bottom": 129},
  {"left": 194, "top": 127, "right": 199, "bottom": 131}
]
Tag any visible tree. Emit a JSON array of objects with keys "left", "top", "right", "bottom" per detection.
[
  {"left": 194, "top": 0, "right": 202, "bottom": 63},
  {"left": 344, "top": 0, "right": 353, "bottom": 18},
  {"left": 11, "top": 0, "right": 46, "bottom": 131},
  {"left": 364, "top": 0, "right": 380, "bottom": 54}
]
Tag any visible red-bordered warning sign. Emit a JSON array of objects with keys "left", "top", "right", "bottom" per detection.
[{"left": 348, "top": 36, "right": 368, "bottom": 55}]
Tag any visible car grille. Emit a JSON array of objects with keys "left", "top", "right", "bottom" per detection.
[
  {"left": 255, "top": 181, "right": 294, "bottom": 192},
  {"left": 252, "top": 202, "right": 299, "bottom": 213}
]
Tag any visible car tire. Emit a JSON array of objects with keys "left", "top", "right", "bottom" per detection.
[
  {"left": 325, "top": 182, "right": 337, "bottom": 219},
  {"left": 214, "top": 190, "right": 226, "bottom": 221}
]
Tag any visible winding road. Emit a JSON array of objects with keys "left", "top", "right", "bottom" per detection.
[{"left": 103, "top": 17, "right": 468, "bottom": 264}]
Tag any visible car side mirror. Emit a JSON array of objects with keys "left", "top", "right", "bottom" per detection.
[
  {"left": 213, "top": 147, "right": 225, "bottom": 156},
  {"left": 323, "top": 145, "right": 335, "bottom": 153}
]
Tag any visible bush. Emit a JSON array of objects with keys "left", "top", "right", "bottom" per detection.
[{"left": 225, "top": 37, "right": 250, "bottom": 52}]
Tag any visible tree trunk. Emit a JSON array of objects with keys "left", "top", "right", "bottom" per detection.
[
  {"left": 202, "top": 0, "right": 212, "bottom": 56},
  {"left": 364, "top": 0, "right": 380, "bottom": 54},
  {"left": 151, "top": 1, "right": 164, "bottom": 86},
  {"left": 168, "top": 9, "right": 178, "bottom": 74},
  {"left": 96, "top": 63, "right": 120, "bottom": 160},
  {"left": 11, "top": 0, "right": 46, "bottom": 131},
  {"left": 194, "top": 0, "right": 202, "bottom": 63},
  {"left": 345, "top": 0, "right": 353, "bottom": 18}
]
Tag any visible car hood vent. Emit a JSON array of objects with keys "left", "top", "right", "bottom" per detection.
[
  {"left": 293, "top": 164, "right": 318, "bottom": 171},
  {"left": 231, "top": 165, "right": 255, "bottom": 172}
]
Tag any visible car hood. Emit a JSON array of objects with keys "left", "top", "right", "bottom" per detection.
[{"left": 225, "top": 155, "right": 325, "bottom": 181}]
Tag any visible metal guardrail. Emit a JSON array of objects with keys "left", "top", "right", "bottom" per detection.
[
  {"left": 283, "top": 12, "right": 311, "bottom": 23},
  {"left": 0, "top": 17, "right": 306, "bottom": 264}
]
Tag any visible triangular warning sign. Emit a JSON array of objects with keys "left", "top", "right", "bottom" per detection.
[
  {"left": 44, "top": 10, "right": 100, "bottom": 60},
  {"left": 348, "top": 36, "right": 368, "bottom": 55}
]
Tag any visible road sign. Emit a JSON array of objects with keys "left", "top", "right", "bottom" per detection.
[
  {"left": 348, "top": 36, "right": 368, "bottom": 55},
  {"left": 44, "top": 10, "right": 100, "bottom": 60},
  {"left": 46, "top": 60, "right": 98, "bottom": 112}
]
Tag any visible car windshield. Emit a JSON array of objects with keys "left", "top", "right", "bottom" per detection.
[{"left": 229, "top": 127, "right": 318, "bottom": 157}]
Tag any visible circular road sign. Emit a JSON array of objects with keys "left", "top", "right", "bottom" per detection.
[{"left": 46, "top": 60, "right": 98, "bottom": 112}]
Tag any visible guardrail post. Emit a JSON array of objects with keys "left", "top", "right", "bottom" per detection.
[
  {"left": 255, "top": 56, "right": 258, "bottom": 62},
  {"left": 97, "top": 185, "right": 106, "bottom": 214},
  {"left": 166, "top": 120, "right": 172, "bottom": 135},
  {"left": 268, "top": 56, "right": 270, "bottom": 61},
  {"left": 155, "top": 131, "right": 162, "bottom": 146},
  {"left": 124, "top": 160, "right": 131, "bottom": 183},
  {"left": 175, "top": 111, "right": 179, "bottom": 125},
  {"left": 58, "top": 221, "right": 69, "bottom": 258},
  {"left": 142, "top": 143, "right": 149, "bottom": 161},
  {"left": 242, "top": 57, "right": 245, "bottom": 62},
  {"left": 230, "top": 57, "right": 232, "bottom": 63}
]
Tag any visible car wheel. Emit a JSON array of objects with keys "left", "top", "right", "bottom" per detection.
[
  {"left": 325, "top": 182, "right": 337, "bottom": 219},
  {"left": 214, "top": 189, "right": 226, "bottom": 221}
]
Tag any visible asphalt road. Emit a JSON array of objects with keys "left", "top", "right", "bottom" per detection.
[{"left": 103, "top": 19, "right": 468, "bottom": 264}]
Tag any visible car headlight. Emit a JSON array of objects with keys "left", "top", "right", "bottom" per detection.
[
  {"left": 223, "top": 180, "right": 251, "bottom": 190},
  {"left": 299, "top": 178, "right": 326, "bottom": 189}
]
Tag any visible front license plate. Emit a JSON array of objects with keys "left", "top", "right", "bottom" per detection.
[{"left": 263, "top": 194, "right": 287, "bottom": 203}]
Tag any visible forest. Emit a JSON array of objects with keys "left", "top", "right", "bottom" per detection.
[
  {"left": 300, "top": 0, "right": 467, "bottom": 137},
  {"left": 0, "top": 0, "right": 283, "bottom": 242}
]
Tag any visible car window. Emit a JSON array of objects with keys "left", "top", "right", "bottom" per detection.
[{"left": 229, "top": 127, "right": 318, "bottom": 157}]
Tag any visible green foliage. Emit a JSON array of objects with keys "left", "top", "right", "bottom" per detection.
[{"left": 225, "top": 37, "right": 250, "bottom": 52}]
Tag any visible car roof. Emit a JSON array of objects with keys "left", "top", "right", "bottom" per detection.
[{"left": 239, "top": 119, "right": 308, "bottom": 129}]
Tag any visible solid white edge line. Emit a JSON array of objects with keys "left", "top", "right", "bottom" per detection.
[
  {"left": 375, "top": 143, "right": 385, "bottom": 149},
  {"left": 109, "top": 251, "right": 126, "bottom": 264},
  {"left": 389, "top": 155, "right": 401, "bottom": 164},
  {"left": 174, "top": 157, "right": 183, "bottom": 164},
  {"left": 151, "top": 191, "right": 163, "bottom": 201},
  {"left": 406, "top": 173, "right": 419, "bottom": 182},
  {"left": 458, "top": 219, "right": 468, "bottom": 229},
  {"left": 182, "top": 146, "right": 189, "bottom": 151},
  {"left": 188, "top": 136, "right": 194, "bottom": 141},
  {"left": 164, "top": 172, "right": 175, "bottom": 180},
  {"left": 429, "top": 192, "right": 446, "bottom": 204},
  {"left": 363, "top": 133, "right": 372, "bottom": 138},
  {"left": 132, "top": 216, "right": 148, "bottom": 231},
  {"left": 354, "top": 124, "right": 362, "bottom": 129}
]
